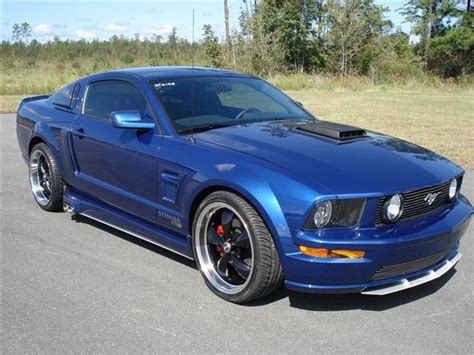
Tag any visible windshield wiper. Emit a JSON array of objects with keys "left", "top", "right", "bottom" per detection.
[{"left": 177, "top": 123, "right": 233, "bottom": 134}]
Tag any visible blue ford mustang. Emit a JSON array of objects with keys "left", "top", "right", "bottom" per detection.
[{"left": 16, "top": 67, "right": 473, "bottom": 303}]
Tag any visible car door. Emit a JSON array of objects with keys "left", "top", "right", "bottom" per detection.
[{"left": 69, "top": 79, "right": 161, "bottom": 224}]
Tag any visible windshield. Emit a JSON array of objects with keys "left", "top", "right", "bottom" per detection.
[{"left": 150, "top": 76, "right": 312, "bottom": 134}]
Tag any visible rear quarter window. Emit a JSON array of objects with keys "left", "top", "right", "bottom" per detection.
[{"left": 50, "top": 83, "right": 75, "bottom": 108}]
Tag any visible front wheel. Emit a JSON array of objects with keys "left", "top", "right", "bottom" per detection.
[
  {"left": 29, "top": 143, "right": 63, "bottom": 211},
  {"left": 192, "top": 191, "right": 283, "bottom": 303}
]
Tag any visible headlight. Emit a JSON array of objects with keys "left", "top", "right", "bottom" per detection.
[
  {"left": 304, "top": 199, "right": 366, "bottom": 229},
  {"left": 313, "top": 201, "right": 333, "bottom": 228},
  {"left": 449, "top": 179, "right": 458, "bottom": 200},
  {"left": 383, "top": 194, "right": 403, "bottom": 223}
]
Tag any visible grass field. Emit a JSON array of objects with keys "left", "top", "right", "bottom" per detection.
[
  {"left": 288, "top": 89, "right": 474, "bottom": 170},
  {"left": 1, "top": 88, "right": 473, "bottom": 169},
  {"left": 0, "top": 95, "right": 24, "bottom": 113}
]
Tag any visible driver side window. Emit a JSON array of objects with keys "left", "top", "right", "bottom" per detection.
[{"left": 84, "top": 80, "right": 151, "bottom": 121}]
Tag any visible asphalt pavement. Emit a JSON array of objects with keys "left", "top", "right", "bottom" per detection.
[{"left": 1, "top": 113, "right": 473, "bottom": 353}]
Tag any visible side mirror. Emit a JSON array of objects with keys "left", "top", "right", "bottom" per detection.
[{"left": 111, "top": 111, "right": 155, "bottom": 130}]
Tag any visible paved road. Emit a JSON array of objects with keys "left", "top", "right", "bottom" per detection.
[{"left": 1, "top": 113, "right": 473, "bottom": 353}]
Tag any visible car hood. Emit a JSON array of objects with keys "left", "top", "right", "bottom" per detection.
[{"left": 195, "top": 120, "right": 463, "bottom": 195}]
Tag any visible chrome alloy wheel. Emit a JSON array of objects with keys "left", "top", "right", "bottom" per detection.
[
  {"left": 195, "top": 202, "right": 254, "bottom": 295},
  {"left": 30, "top": 150, "right": 53, "bottom": 206}
]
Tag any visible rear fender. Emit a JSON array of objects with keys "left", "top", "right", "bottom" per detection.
[
  {"left": 29, "top": 122, "right": 64, "bottom": 172},
  {"left": 18, "top": 95, "right": 50, "bottom": 111}
]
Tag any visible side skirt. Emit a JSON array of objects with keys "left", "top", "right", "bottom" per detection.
[{"left": 63, "top": 190, "right": 194, "bottom": 260}]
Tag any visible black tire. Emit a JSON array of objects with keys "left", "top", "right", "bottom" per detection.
[
  {"left": 29, "top": 143, "right": 63, "bottom": 212},
  {"left": 192, "top": 191, "right": 283, "bottom": 303}
]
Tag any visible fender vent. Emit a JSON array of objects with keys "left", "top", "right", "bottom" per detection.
[
  {"left": 297, "top": 121, "right": 367, "bottom": 141},
  {"left": 161, "top": 171, "right": 180, "bottom": 204}
]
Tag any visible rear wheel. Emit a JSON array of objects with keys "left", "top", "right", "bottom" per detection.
[
  {"left": 29, "top": 143, "right": 63, "bottom": 211},
  {"left": 192, "top": 191, "right": 283, "bottom": 303}
]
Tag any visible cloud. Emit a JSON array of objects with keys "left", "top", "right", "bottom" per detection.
[
  {"left": 53, "top": 24, "right": 68, "bottom": 29},
  {"left": 34, "top": 24, "right": 53, "bottom": 35},
  {"left": 75, "top": 29, "right": 94, "bottom": 39},
  {"left": 149, "top": 24, "right": 173, "bottom": 36},
  {"left": 84, "top": 25, "right": 100, "bottom": 31},
  {"left": 44, "top": 35, "right": 57, "bottom": 42},
  {"left": 103, "top": 23, "right": 129, "bottom": 33}
]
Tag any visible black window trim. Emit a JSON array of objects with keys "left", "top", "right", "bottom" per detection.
[
  {"left": 81, "top": 77, "right": 163, "bottom": 134},
  {"left": 70, "top": 83, "right": 81, "bottom": 110}
]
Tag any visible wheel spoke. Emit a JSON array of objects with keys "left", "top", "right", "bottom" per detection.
[
  {"left": 200, "top": 205, "right": 255, "bottom": 291},
  {"left": 232, "top": 218, "right": 241, "bottom": 228},
  {"left": 30, "top": 150, "right": 53, "bottom": 206},
  {"left": 221, "top": 210, "right": 235, "bottom": 237},
  {"left": 44, "top": 182, "right": 52, "bottom": 193},
  {"left": 231, "top": 253, "right": 251, "bottom": 279},
  {"left": 40, "top": 161, "right": 47, "bottom": 175},
  {"left": 208, "top": 229, "right": 224, "bottom": 246},
  {"left": 233, "top": 230, "right": 250, "bottom": 248},
  {"left": 217, "top": 253, "right": 231, "bottom": 278}
]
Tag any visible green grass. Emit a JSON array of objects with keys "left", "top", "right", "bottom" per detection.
[{"left": 2, "top": 87, "right": 473, "bottom": 169}]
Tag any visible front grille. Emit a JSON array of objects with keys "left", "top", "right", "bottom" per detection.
[
  {"left": 374, "top": 181, "right": 453, "bottom": 225},
  {"left": 371, "top": 247, "right": 452, "bottom": 281}
]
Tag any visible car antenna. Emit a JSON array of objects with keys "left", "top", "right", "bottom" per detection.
[{"left": 189, "top": 8, "right": 196, "bottom": 144}]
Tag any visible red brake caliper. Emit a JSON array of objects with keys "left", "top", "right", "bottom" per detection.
[{"left": 216, "top": 225, "right": 225, "bottom": 256}]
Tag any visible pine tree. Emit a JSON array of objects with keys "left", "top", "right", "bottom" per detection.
[
  {"left": 202, "top": 24, "right": 223, "bottom": 68},
  {"left": 12, "top": 23, "right": 21, "bottom": 42},
  {"left": 20, "top": 22, "right": 32, "bottom": 43}
]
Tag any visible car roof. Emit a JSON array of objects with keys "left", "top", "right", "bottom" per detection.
[{"left": 106, "top": 66, "right": 256, "bottom": 80}]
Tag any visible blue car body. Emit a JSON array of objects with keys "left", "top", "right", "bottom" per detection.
[{"left": 16, "top": 67, "right": 473, "bottom": 295}]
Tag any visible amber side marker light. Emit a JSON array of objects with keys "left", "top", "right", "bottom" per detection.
[{"left": 299, "top": 246, "right": 365, "bottom": 259}]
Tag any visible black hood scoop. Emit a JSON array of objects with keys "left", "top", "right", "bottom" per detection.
[{"left": 296, "top": 121, "right": 367, "bottom": 141}]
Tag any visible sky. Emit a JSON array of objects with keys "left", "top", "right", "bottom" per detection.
[{"left": 1, "top": 0, "right": 409, "bottom": 43}]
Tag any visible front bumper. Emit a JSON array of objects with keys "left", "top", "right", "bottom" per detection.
[
  {"left": 283, "top": 195, "right": 473, "bottom": 295},
  {"left": 361, "top": 250, "right": 461, "bottom": 295}
]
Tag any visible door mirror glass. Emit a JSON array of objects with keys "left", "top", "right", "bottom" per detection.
[{"left": 111, "top": 111, "right": 155, "bottom": 130}]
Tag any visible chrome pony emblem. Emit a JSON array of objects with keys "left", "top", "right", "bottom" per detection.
[{"left": 424, "top": 192, "right": 441, "bottom": 206}]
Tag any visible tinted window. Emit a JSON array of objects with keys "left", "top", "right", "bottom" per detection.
[
  {"left": 217, "top": 82, "right": 287, "bottom": 113},
  {"left": 50, "top": 83, "right": 75, "bottom": 108},
  {"left": 150, "top": 76, "right": 311, "bottom": 134},
  {"left": 84, "top": 80, "right": 150, "bottom": 121}
]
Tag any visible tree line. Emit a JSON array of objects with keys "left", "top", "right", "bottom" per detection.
[
  {"left": 215, "top": 0, "right": 473, "bottom": 79},
  {"left": 1, "top": 0, "right": 473, "bottom": 85}
]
